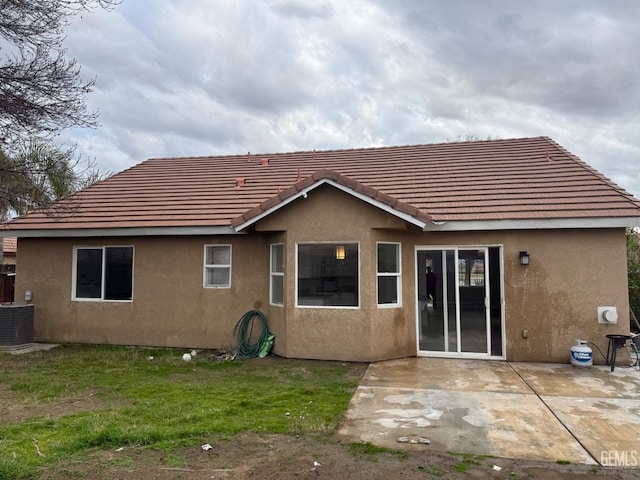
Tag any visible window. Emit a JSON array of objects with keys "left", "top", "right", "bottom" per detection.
[
  {"left": 204, "top": 245, "right": 231, "bottom": 288},
  {"left": 73, "top": 246, "right": 133, "bottom": 301},
  {"left": 297, "top": 243, "right": 359, "bottom": 307},
  {"left": 270, "top": 244, "right": 284, "bottom": 305},
  {"left": 377, "top": 242, "right": 401, "bottom": 306}
]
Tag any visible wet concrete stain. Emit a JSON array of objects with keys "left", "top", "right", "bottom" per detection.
[{"left": 338, "top": 358, "right": 640, "bottom": 465}]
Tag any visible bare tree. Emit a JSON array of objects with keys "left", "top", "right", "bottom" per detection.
[
  {"left": 0, "top": 0, "right": 117, "bottom": 220},
  {"left": 0, "top": 0, "right": 119, "bottom": 150}
]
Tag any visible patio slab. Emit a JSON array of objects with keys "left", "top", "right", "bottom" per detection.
[
  {"left": 337, "top": 358, "right": 640, "bottom": 466},
  {"left": 0, "top": 343, "right": 59, "bottom": 355}
]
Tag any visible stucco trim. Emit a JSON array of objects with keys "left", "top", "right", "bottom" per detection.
[
  {"left": 425, "top": 216, "right": 640, "bottom": 232},
  {"left": 234, "top": 179, "right": 428, "bottom": 232}
]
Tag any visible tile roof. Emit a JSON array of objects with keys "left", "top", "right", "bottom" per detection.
[
  {"left": 3, "top": 136, "right": 640, "bottom": 232},
  {"left": 2, "top": 237, "right": 16, "bottom": 254}
]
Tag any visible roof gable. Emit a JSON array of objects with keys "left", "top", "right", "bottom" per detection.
[
  {"left": 3, "top": 136, "right": 640, "bottom": 236},
  {"left": 231, "top": 169, "right": 432, "bottom": 231}
]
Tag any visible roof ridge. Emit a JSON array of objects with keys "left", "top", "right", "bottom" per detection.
[{"left": 144, "top": 136, "right": 549, "bottom": 163}]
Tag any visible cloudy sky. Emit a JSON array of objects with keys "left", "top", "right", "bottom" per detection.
[{"left": 59, "top": 0, "right": 640, "bottom": 197}]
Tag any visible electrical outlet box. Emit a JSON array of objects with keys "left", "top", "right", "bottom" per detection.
[{"left": 598, "top": 306, "right": 618, "bottom": 324}]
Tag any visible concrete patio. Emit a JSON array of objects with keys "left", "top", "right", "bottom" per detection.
[{"left": 336, "top": 358, "right": 640, "bottom": 466}]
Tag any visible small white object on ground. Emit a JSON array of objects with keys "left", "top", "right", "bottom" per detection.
[
  {"left": 201, "top": 444, "right": 212, "bottom": 451},
  {"left": 182, "top": 353, "right": 192, "bottom": 362},
  {"left": 493, "top": 465, "right": 502, "bottom": 471}
]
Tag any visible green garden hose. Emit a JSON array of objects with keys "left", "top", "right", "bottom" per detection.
[{"left": 233, "top": 310, "right": 275, "bottom": 359}]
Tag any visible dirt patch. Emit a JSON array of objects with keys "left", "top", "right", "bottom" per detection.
[
  {"left": 0, "top": 389, "right": 128, "bottom": 424},
  {"left": 44, "top": 433, "right": 639, "bottom": 480}
]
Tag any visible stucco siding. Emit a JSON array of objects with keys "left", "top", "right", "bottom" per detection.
[
  {"left": 13, "top": 187, "right": 630, "bottom": 363},
  {"left": 260, "top": 186, "right": 389, "bottom": 361},
  {"left": 16, "top": 236, "right": 270, "bottom": 349}
]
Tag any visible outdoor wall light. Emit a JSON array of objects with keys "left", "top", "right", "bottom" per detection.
[
  {"left": 336, "top": 245, "right": 346, "bottom": 260},
  {"left": 519, "top": 251, "right": 530, "bottom": 265}
]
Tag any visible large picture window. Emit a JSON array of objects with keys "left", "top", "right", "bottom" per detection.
[
  {"left": 297, "top": 243, "right": 359, "bottom": 307},
  {"left": 377, "top": 242, "right": 401, "bottom": 306},
  {"left": 204, "top": 245, "right": 231, "bottom": 288},
  {"left": 270, "top": 244, "right": 284, "bottom": 305},
  {"left": 73, "top": 246, "right": 134, "bottom": 301}
]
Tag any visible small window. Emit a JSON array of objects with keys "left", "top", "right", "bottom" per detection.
[
  {"left": 73, "top": 246, "right": 133, "bottom": 301},
  {"left": 204, "top": 245, "right": 231, "bottom": 288},
  {"left": 270, "top": 244, "right": 284, "bottom": 305},
  {"left": 297, "top": 243, "right": 359, "bottom": 307},
  {"left": 377, "top": 243, "right": 401, "bottom": 306}
]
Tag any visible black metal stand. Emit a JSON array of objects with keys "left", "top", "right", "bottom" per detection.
[{"left": 605, "top": 334, "right": 631, "bottom": 372}]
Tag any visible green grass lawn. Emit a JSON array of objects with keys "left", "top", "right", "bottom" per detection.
[{"left": 0, "top": 345, "right": 365, "bottom": 480}]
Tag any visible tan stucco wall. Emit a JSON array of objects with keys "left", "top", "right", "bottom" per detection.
[
  {"left": 499, "top": 228, "right": 630, "bottom": 362},
  {"left": 257, "top": 185, "right": 411, "bottom": 361},
  {"left": 400, "top": 228, "right": 630, "bottom": 363},
  {"left": 14, "top": 186, "right": 631, "bottom": 363},
  {"left": 16, "top": 235, "right": 271, "bottom": 349},
  {"left": 256, "top": 187, "right": 630, "bottom": 362}
]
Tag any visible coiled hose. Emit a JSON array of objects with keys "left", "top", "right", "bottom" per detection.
[{"left": 233, "top": 310, "right": 275, "bottom": 359}]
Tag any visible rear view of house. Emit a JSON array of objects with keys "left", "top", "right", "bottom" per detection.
[{"left": 3, "top": 137, "right": 639, "bottom": 362}]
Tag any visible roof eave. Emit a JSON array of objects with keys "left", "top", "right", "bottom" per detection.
[
  {"left": 425, "top": 217, "right": 640, "bottom": 232},
  {"left": 0, "top": 226, "right": 240, "bottom": 238}
]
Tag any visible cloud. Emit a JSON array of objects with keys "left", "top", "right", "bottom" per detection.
[{"left": 57, "top": 0, "right": 640, "bottom": 197}]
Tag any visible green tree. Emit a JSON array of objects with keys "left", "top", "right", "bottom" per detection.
[
  {"left": 0, "top": 140, "right": 110, "bottom": 221},
  {"left": 626, "top": 227, "right": 640, "bottom": 332}
]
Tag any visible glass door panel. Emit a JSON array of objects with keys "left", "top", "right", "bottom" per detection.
[
  {"left": 417, "top": 247, "right": 497, "bottom": 358},
  {"left": 418, "top": 250, "right": 444, "bottom": 351},
  {"left": 445, "top": 250, "right": 457, "bottom": 352},
  {"left": 458, "top": 249, "right": 489, "bottom": 354}
]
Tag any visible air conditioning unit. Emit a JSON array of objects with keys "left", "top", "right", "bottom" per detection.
[{"left": 0, "top": 305, "right": 34, "bottom": 346}]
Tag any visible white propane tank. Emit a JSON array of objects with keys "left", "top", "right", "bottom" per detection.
[{"left": 570, "top": 339, "right": 592, "bottom": 367}]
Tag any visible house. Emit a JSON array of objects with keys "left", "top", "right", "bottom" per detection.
[
  {"left": 0, "top": 237, "right": 16, "bottom": 303},
  {"left": 2, "top": 137, "right": 639, "bottom": 362}
]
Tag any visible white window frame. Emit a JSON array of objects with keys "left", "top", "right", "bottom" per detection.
[
  {"left": 270, "top": 243, "right": 285, "bottom": 306},
  {"left": 203, "top": 244, "right": 232, "bottom": 288},
  {"left": 295, "top": 242, "right": 361, "bottom": 309},
  {"left": 376, "top": 242, "right": 402, "bottom": 308},
  {"left": 71, "top": 245, "right": 135, "bottom": 302}
]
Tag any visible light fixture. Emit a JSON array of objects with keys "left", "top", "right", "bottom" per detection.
[
  {"left": 519, "top": 251, "right": 530, "bottom": 265},
  {"left": 336, "top": 245, "right": 346, "bottom": 260}
]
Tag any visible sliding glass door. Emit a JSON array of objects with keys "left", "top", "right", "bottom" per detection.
[{"left": 417, "top": 247, "right": 503, "bottom": 358}]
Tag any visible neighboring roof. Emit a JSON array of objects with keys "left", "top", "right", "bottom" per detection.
[
  {"left": 3, "top": 136, "right": 640, "bottom": 236},
  {"left": 2, "top": 237, "right": 16, "bottom": 255}
]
